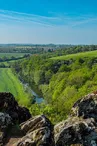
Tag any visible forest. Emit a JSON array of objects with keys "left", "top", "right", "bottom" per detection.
[{"left": 12, "top": 45, "right": 97, "bottom": 124}]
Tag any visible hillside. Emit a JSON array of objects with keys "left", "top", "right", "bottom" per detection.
[
  {"left": 51, "top": 50, "right": 97, "bottom": 60},
  {"left": 12, "top": 50, "right": 97, "bottom": 123},
  {"left": 0, "top": 53, "right": 32, "bottom": 107}
]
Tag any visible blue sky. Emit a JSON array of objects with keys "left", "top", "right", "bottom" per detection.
[{"left": 0, "top": 0, "right": 97, "bottom": 44}]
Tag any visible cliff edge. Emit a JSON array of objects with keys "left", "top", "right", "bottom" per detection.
[{"left": 0, "top": 92, "right": 97, "bottom": 146}]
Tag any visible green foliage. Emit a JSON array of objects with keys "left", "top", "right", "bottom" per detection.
[
  {"left": 34, "top": 70, "right": 45, "bottom": 85},
  {"left": 13, "top": 50, "right": 97, "bottom": 124}
]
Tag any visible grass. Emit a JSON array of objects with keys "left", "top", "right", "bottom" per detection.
[
  {"left": 0, "top": 53, "right": 29, "bottom": 58},
  {"left": 0, "top": 52, "right": 30, "bottom": 66},
  {"left": 0, "top": 68, "right": 31, "bottom": 107},
  {"left": 51, "top": 50, "right": 97, "bottom": 60}
]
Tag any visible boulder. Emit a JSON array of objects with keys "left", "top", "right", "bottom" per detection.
[
  {"left": 0, "top": 112, "right": 12, "bottom": 145},
  {"left": 0, "top": 112, "right": 12, "bottom": 130},
  {"left": 0, "top": 92, "right": 17, "bottom": 111},
  {"left": 16, "top": 115, "right": 54, "bottom": 146},
  {"left": 9, "top": 106, "right": 31, "bottom": 124},
  {"left": 54, "top": 117, "right": 97, "bottom": 146},
  {"left": 54, "top": 92, "right": 97, "bottom": 146},
  {"left": 0, "top": 92, "right": 31, "bottom": 124},
  {"left": 1, "top": 91, "right": 97, "bottom": 146},
  {"left": 71, "top": 93, "right": 97, "bottom": 120}
]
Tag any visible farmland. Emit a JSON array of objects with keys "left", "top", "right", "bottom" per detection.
[
  {"left": 0, "top": 52, "right": 32, "bottom": 107},
  {"left": 0, "top": 53, "right": 29, "bottom": 58},
  {"left": 0, "top": 52, "right": 30, "bottom": 67},
  {"left": 0, "top": 68, "right": 31, "bottom": 106}
]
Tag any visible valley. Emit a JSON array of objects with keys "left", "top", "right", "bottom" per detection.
[
  {"left": 1, "top": 46, "right": 97, "bottom": 124},
  {"left": 13, "top": 48, "right": 97, "bottom": 123},
  {"left": 0, "top": 52, "right": 43, "bottom": 107},
  {"left": 0, "top": 1, "right": 96, "bottom": 145}
]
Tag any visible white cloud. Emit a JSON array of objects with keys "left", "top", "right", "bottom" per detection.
[
  {"left": 0, "top": 9, "right": 97, "bottom": 27},
  {"left": 0, "top": 9, "right": 97, "bottom": 44},
  {"left": 0, "top": 9, "right": 60, "bottom": 27}
]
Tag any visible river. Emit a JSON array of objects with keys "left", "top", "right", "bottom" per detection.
[{"left": 23, "top": 83, "right": 44, "bottom": 104}]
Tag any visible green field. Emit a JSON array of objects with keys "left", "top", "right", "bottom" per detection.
[
  {"left": 51, "top": 50, "right": 97, "bottom": 60},
  {"left": 0, "top": 68, "right": 31, "bottom": 106},
  {"left": 0, "top": 53, "right": 30, "bottom": 67},
  {"left": 0, "top": 53, "right": 29, "bottom": 58}
]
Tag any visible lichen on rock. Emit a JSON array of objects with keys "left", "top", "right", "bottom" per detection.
[
  {"left": 1, "top": 92, "right": 97, "bottom": 145},
  {"left": 16, "top": 115, "right": 54, "bottom": 146}
]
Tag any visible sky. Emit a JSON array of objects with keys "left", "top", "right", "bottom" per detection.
[{"left": 0, "top": 0, "right": 97, "bottom": 44}]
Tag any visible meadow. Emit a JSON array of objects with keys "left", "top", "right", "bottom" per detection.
[
  {"left": 0, "top": 53, "right": 29, "bottom": 58},
  {"left": 0, "top": 68, "right": 31, "bottom": 107},
  {"left": 51, "top": 50, "right": 97, "bottom": 60}
]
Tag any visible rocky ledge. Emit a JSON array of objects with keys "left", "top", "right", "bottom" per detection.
[
  {"left": 0, "top": 92, "right": 97, "bottom": 146},
  {"left": 0, "top": 92, "right": 31, "bottom": 146}
]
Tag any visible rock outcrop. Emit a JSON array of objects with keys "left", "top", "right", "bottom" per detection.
[
  {"left": 0, "top": 92, "right": 31, "bottom": 124},
  {"left": 16, "top": 115, "right": 54, "bottom": 146},
  {"left": 1, "top": 92, "right": 97, "bottom": 146},
  {"left": 0, "top": 113, "right": 12, "bottom": 145},
  {"left": 71, "top": 93, "right": 97, "bottom": 120},
  {"left": 54, "top": 92, "right": 97, "bottom": 146},
  {"left": 54, "top": 117, "right": 97, "bottom": 146},
  {"left": 0, "top": 92, "right": 31, "bottom": 146}
]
